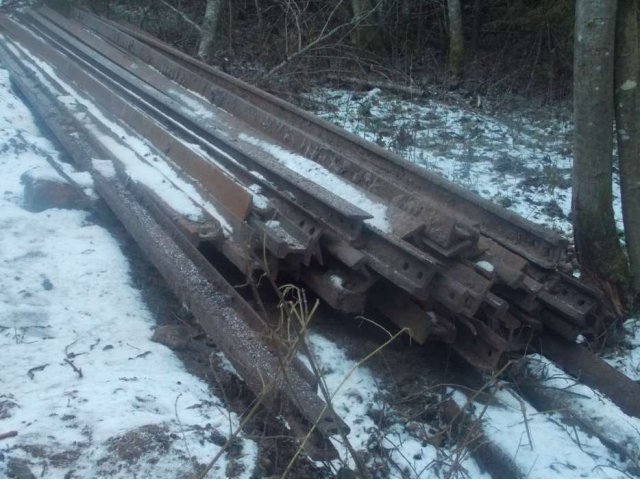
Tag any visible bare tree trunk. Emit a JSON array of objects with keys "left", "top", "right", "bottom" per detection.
[
  {"left": 351, "top": 0, "right": 384, "bottom": 51},
  {"left": 573, "top": 0, "right": 630, "bottom": 311},
  {"left": 254, "top": 0, "right": 263, "bottom": 36},
  {"left": 447, "top": 0, "right": 465, "bottom": 81},
  {"left": 616, "top": 0, "right": 640, "bottom": 304},
  {"left": 471, "top": 0, "right": 482, "bottom": 53},
  {"left": 197, "top": 0, "right": 223, "bottom": 62}
]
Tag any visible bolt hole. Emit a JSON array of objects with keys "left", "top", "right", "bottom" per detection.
[
  {"left": 309, "top": 226, "right": 316, "bottom": 235},
  {"left": 417, "top": 271, "right": 424, "bottom": 280},
  {"left": 578, "top": 299, "right": 586, "bottom": 306},
  {"left": 402, "top": 262, "right": 409, "bottom": 270},
  {"left": 299, "top": 220, "right": 305, "bottom": 228}
]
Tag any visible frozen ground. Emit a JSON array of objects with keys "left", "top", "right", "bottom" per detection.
[
  {"left": 0, "top": 66, "right": 257, "bottom": 478},
  {"left": 2, "top": 48, "right": 640, "bottom": 477},
  {"left": 605, "top": 317, "right": 640, "bottom": 381},
  {"left": 303, "top": 87, "right": 624, "bottom": 237}
]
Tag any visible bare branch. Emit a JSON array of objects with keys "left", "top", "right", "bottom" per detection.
[
  {"left": 266, "top": 0, "right": 385, "bottom": 78},
  {"left": 158, "top": 0, "right": 202, "bottom": 33}
]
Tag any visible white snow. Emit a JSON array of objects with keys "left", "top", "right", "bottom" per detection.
[
  {"left": 0, "top": 64, "right": 256, "bottom": 478},
  {"left": 525, "top": 354, "right": 640, "bottom": 468},
  {"left": 620, "top": 80, "right": 637, "bottom": 91},
  {"left": 305, "top": 331, "right": 485, "bottom": 478},
  {"left": 168, "top": 88, "right": 216, "bottom": 121},
  {"left": 304, "top": 87, "right": 625, "bottom": 238},
  {"left": 239, "top": 133, "right": 392, "bottom": 232},
  {"left": 248, "top": 184, "right": 270, "bottom": 210},
  {"left": 475, "top": 260, "right": 494, "bottom": 274},
  {"left": 8, "top": 39, "right": 234, "bottom": 234},
  {"left": 605, "top": 317, "right": 640, "bottom": 381},
  {"left": 330, "top": 274, "right": 344, "bottom": 289},
  {"left": 451, "top": 385, "right": 626, "bottom": 478},
  {"left": 92, "top": 158, "right": 117, "bottom": 179}
]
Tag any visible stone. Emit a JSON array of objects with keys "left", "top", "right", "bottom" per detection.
[
  {"left": 6, "top": 458, "right": 35, "bottom": 479},
  {"left": 21, "top": 168, "right": 85, "bottom": 213},
  {"left": 151, "top": 324, "right": 192, "bottom": 351}
]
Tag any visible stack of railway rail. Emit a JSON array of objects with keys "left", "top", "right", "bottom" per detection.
[{"left": 1, "top": 6, "right": 639, "bottom": 463}]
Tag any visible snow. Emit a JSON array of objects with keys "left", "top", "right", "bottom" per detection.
[
  {"left": 620, "top": 80, "right": 637, "bottom": 91},
  {"left": 475, "top": 260, "right": 494, "bottom": 274},
  {"left": 264, "top": 219, "right": 302, "bottom": 248},
  {"left": 239, "top": 133, "right": 392, "bottom": 233},
  {"left": 7, "top": 39, "right": 234, "bottom": 234},
  {"left": 168, "top": 88, "right": 216, "bottom": 121},
  {"left": 605, "top": 317, "right": 640, "bottom": 381},
  {"left": 92, "top": 158, "right": 117, "bottom": 179},
  {"left": 451, "top": 383, "right": 628, "bottom": 478},
  {"left": 248, "top": 184, "right": 269, "bottom": 210},
  {"left": 305, "top": 331, "right": 485, "bottom": 478},
  {"left": 304, "top": 87, "right": 625, "bottom": 238},
  {"left": 524, "top": 354, "right": 640, "bottom": 469},
  {"left": 330, "top": 274, "right": 344, "bottom": 289},
  {"left": 0, "top": 64, "right": 256, "bottom": 477}
]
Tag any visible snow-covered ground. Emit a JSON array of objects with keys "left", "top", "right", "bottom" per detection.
[
  {"left": 0, "top": 66, "right": 257, "bottom": 478},
  {"left": 304, "top": 87, "right": 624, "bottom": 237},
  {"left": 3, "top": 47, "right": 640, "bottom": 477},
  {"left": 605, "top": 317, "right": 640, "bottom": 381}
]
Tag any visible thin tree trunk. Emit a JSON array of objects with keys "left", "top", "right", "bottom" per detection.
[
  {"left": 471, "top": 0, "right": 482, "bottom": 53},
  {"left": 351, "top": 0, "right": 383, "bottom": 51},
  {"left": 447, "top": 0, "right": 465, "bottom": 80},
  {"left": 197, "top": 0, "right": 223, "bottom": 62},
  {"left": 616, "top": 0, "right": 640, "bottom": 304},
  {"left": 573, "top": 0, "right": 630, "bottom": 311},
  {"left": 254, "top": 0, "right": 263, "bottom": 36}
]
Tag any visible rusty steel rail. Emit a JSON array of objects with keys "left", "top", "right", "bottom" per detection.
[
  {"left": 5, "top": 12, "right": 640, "bottom": 476},
  {"left": 0, "top": 5, "right": 616, "bottom": 378},
  {"left": 81, "top": 9, "right": 565, "bottom": 268},
  {"left": 12, "top": 9, "right": 477, "bottom": 333},
  {"left": 62, "top": 8, "right": 606, "bottom": 352},
  {"left": 0, "top": 19, "right": 345, "bottom": 461},
  {"left": 537, "top": 333, "right": 640, "bottom": 419},
  {"left": 23, "top": 9, "right": 451, "bottom": 303}
]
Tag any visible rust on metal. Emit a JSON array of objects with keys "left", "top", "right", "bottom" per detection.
[
  {"left": 0, "top": 25, "right": 344, "bottom": 460},
  {"left": 1, "top": 4, "right": 625, "bottom": 398}
]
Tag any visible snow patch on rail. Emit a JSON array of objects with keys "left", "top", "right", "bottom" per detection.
[
  {"left": 92, "top": 158, "right": 117, "bottom": 178},
  {"left": 9, "top": 41, "right": 234, "bottom": 234},
  {"left": 0, "top": 67, "right": 256, "bottom": 478},
  {"left": 239, "top": 133, "right": 391, "bottom": 232},
  {"left": 168, "top": 88, "right": 216, "bottom": 121}
]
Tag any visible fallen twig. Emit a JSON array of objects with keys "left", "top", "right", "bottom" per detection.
[
  {"left": 27, "top": 363, "right": 48, "bottom": 380},
  {"left": 128, "top": 350, "right": 152, "bottom": 360},
  {"left": 64, "top": 358, "right": 83, "bottom": 378},
  {"left": 0, "top": 430, "right": 18, "bottom": 441},
  {"left": 326, "top": 74, "right": 426, "bottom": 97}
]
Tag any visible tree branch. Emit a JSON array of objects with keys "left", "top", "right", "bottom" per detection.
[
  {"left": 158, "top": 0, "right": 202, "bottom": 33},
  {"left": 265, "top": 0, "right": 385, "bottom": 78}
]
